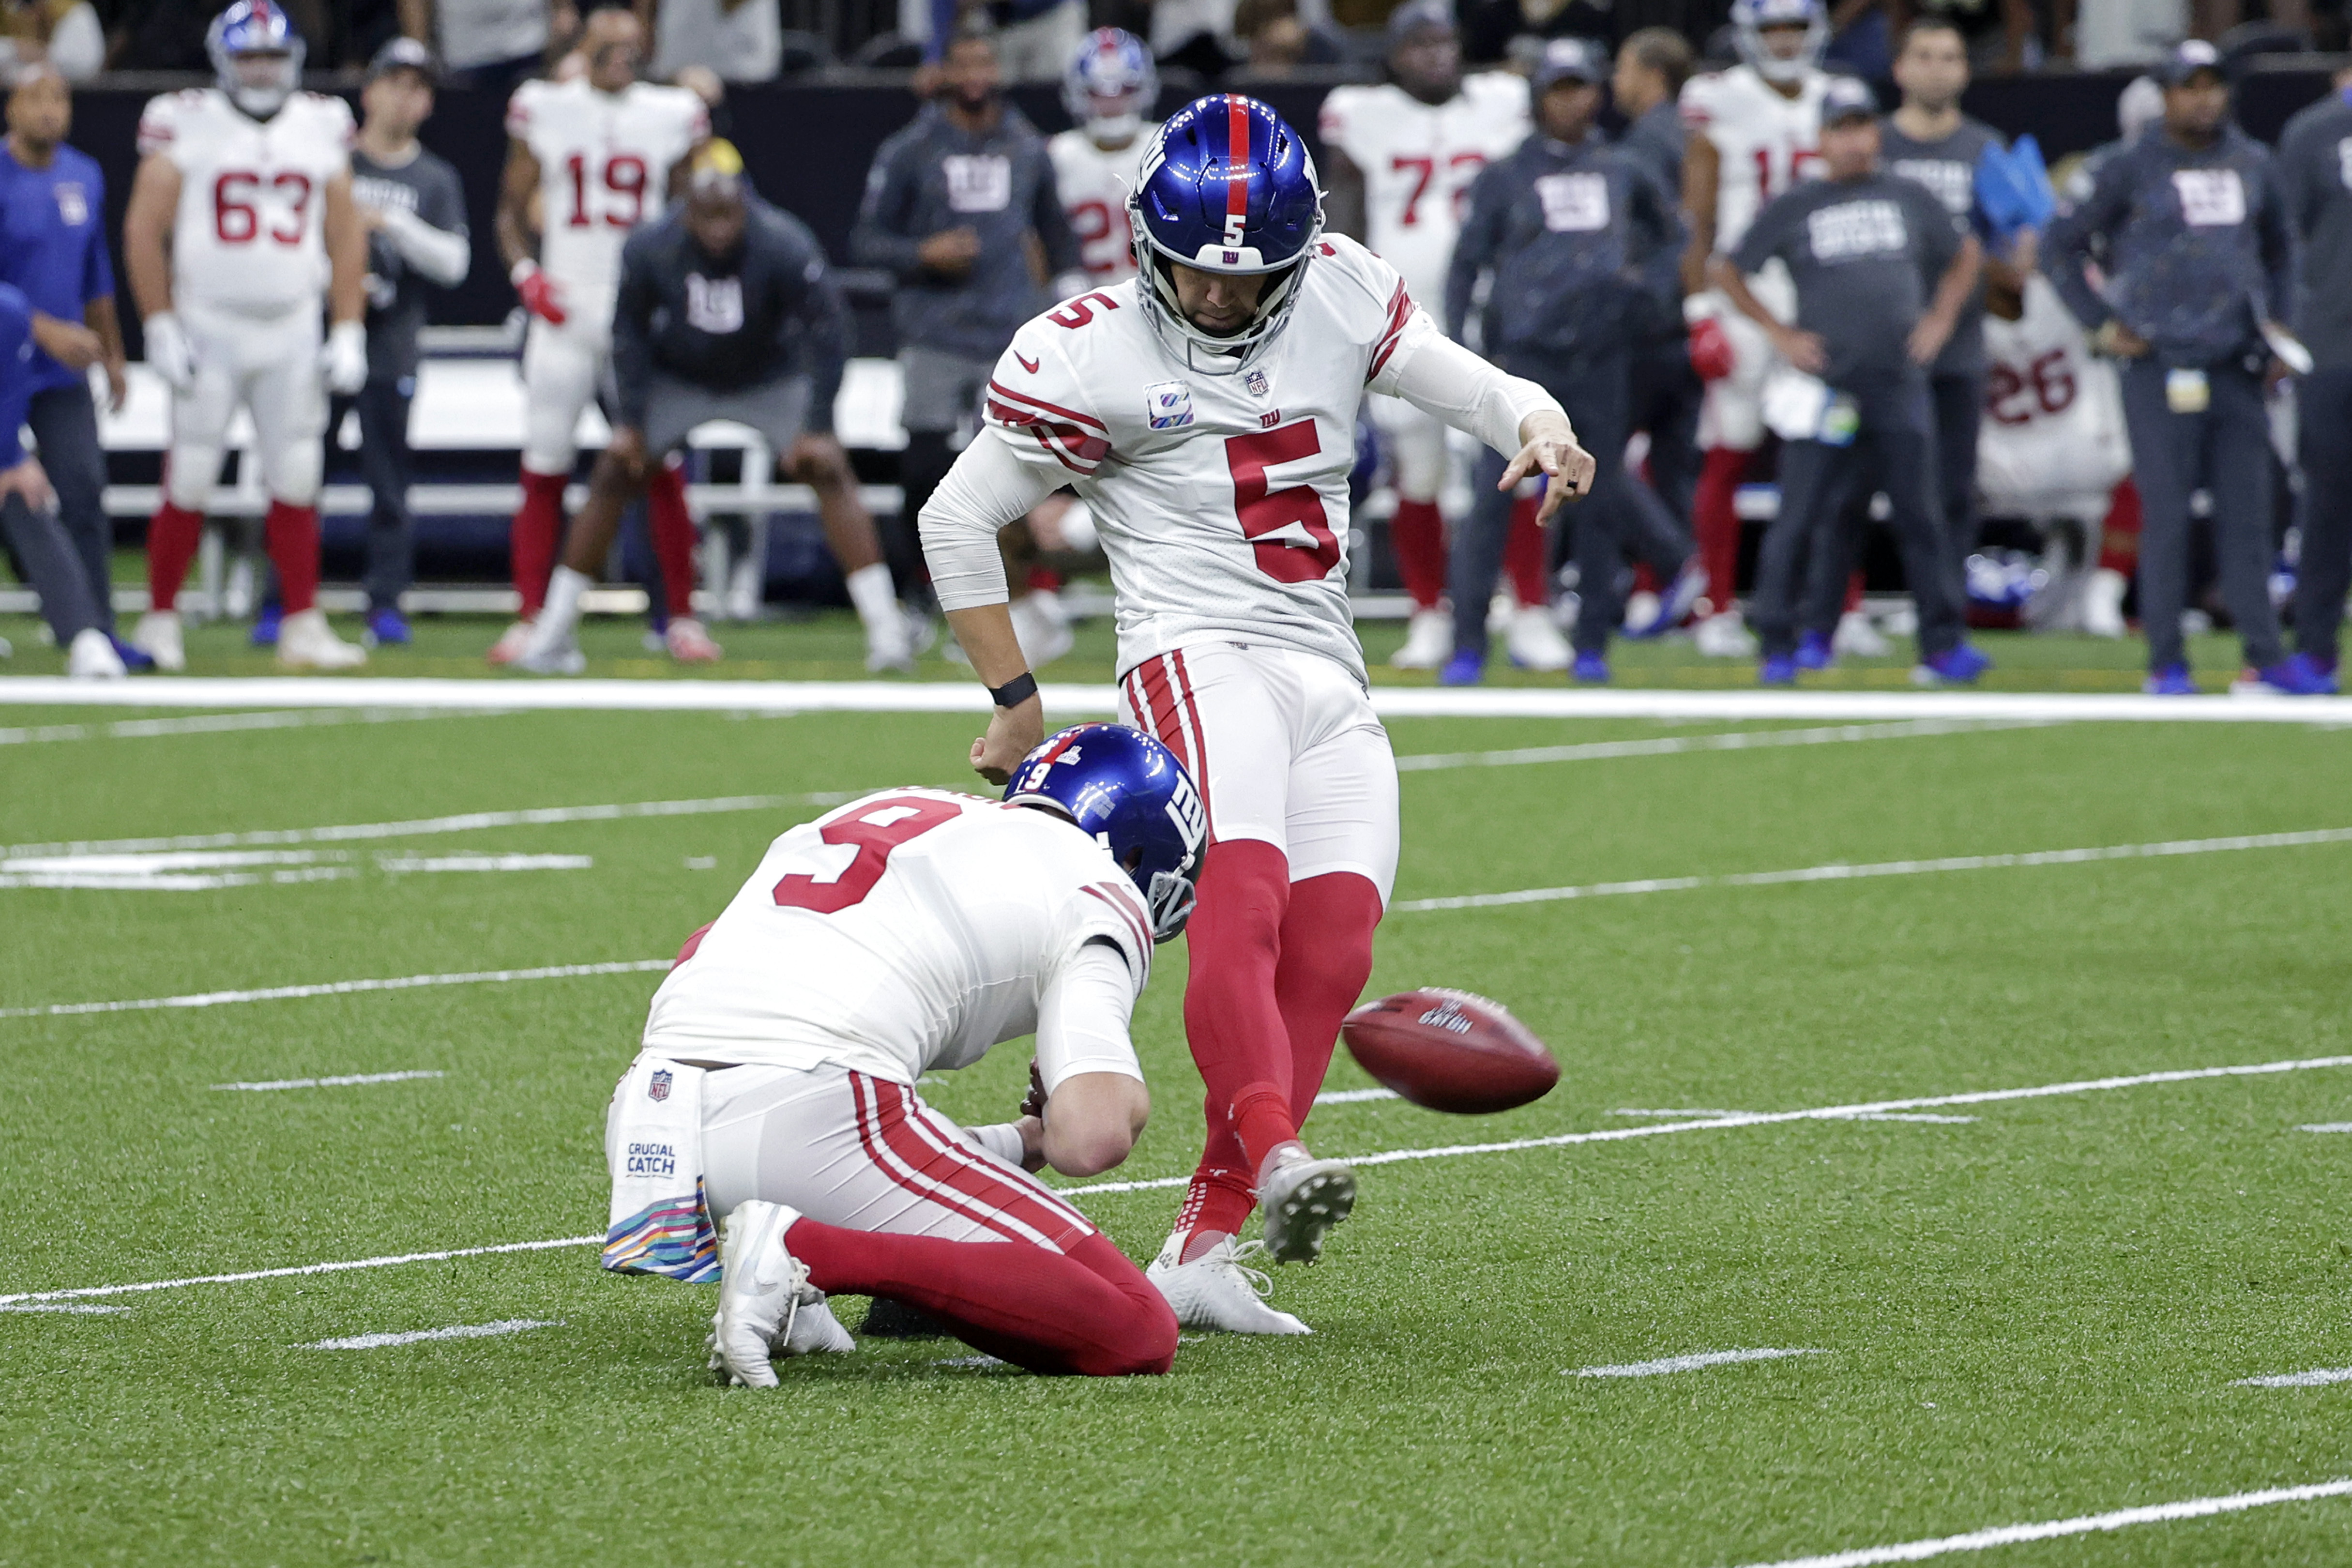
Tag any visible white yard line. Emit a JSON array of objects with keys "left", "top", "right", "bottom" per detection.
[
  {"left": 1611, "top": 1107, "right": 1975, "bottom": 1125},
  {"left": 7, "top": 1051, "right": 2347, "bottom": 1308},
  {"left": 213, "top": 1070, "right": 447, "bottom": 1092},
  {"left": 0, "top": 1303, "right": 129, "bottom": 1314},
  {"left": 1394, "top": 718, "right": 2048, "bottom": 773},
  {"left": 374, "top": 853, "right": 593, "bottom": 873},
  {"left": 2297, "top": 1122, "right": 2352, "bottom": 1133},
  {"left": 1393, "top": 826, "right": 2352, "bottom": 913},
  {"left": 1313, "top": 1087, "right": 1400, "bottom": 1104},
  {"left": 1729, "top": 1477, "right": 2352, "bottom": 1568},
  {"left": 2234, "top": 1367, "right": 2352, "bottom": 1387},
  {"left": 0, "top": 706, "right": 508, "bottom": 746},
  {"left": 300, "top": 1318, "right": 560, "bottom": 1351},
  {"left": 1572, "top": 1347, "right": 1825, "bottom": 1378},
  {"left": 0, "top": 959, "right": 672, "bottom": 1020},
  {"left": 5, "top": 676, "right": 2352, "bottom": 724},
  {"left": 0, "top": 847, "right": 593, "bottom": 891}
]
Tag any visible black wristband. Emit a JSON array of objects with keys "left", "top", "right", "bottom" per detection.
[{"left": 988, "top": 671, "right": 1039, "bottom": 709}]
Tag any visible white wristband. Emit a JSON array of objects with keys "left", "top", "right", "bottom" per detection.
[{"left": 961, "top": 1122, "right": 1028, "bottom": 1165}]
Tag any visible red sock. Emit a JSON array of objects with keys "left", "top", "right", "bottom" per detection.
[
  {"left": 645, "top": 461, "right": 698, "bottom": 621},
  {"left": 1025, "top": 564, "right": 1064, "bottom": 594},
  {"left": 512, "top": 468, "right": 568, "bottom": 615},
  {"left": 1275, "top": 872, "right": 1383, "bottom": 1120},
  {"left": 788, "top": 1220, "right": 1177, "bottom": 1376},
  {"left": 1505, "top": 494, "right": 1547, "bottom": 606},
  {"left": 1694, "top": 446, "right": 1752, "bottom": 616},
  {"left": 1173, "top": 1159, "right": 1257, "bottom": 1258},
  {"left": 1390, "top": 498, "right": 1448, "bottom": 610},
  {"left": 145, "top": 502, "right": 204, "bottom": 612},
  {"left": 264, "top": 501, "right": 320, "bottom": 614},
  {"left": 2099, "top": 480, "right": 2141, "bottom": 576},
  {"left": 1844, "top": 569, "right": 1865, "bottom": 615}
]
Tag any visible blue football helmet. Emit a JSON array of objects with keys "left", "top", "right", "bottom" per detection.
[
  {"left": 1126, "top": 94, "right": 1323, "bottom": 375},
  {"left": 209, "top": 0, "right": 305, "bottom": 118},
  {"left": 1064, "top": 28, "right": 1157, "bottom": 143},
  {"left": 1004, "top": 723, "right": 1206, "bottom": 942},
  {"left": 1730, "top": 0, "right": 1825, "bottom": 83}
]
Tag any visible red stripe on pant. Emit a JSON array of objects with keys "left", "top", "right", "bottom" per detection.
[
  {"left": 1167, "top": 650, "right": 1215, "bottom": 837},
  {"left": 852, "top": 1075, "right": 1036, "bottom": 1248},
  {"left": 858, "top": 1077, "right": 1093, "bottom": 1252}
]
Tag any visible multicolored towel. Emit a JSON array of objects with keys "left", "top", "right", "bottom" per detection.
[{"left": 603, "top": 1056, "right": 719, "bottom": 1282}]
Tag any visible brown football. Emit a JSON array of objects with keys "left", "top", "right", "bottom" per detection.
[{"left": 1340, "top": 990, "right": 1559, "bottom": 1114}]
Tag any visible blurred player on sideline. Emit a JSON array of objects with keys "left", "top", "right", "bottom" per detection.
[
  {"left": 920, "top": 96, "right": 1593, "bottom": 1334},
  {"left": 608, "top": 725, "right": 1201, "bottom": 1384},
  {"left": 1319, "top": 0, "right": 1549, "bottom": 671},
  {"left": 491, "top": 7, "right": 708, "bottom": 666},
  {"left": 1678, "top": 0, "right": 1830, "bottom": 659},
  {"left": 124, "top": 0, "right": 370, "bottom": 672},
  {"left": 1051, "top": 29, "right": 1156, "bottom": 286}
]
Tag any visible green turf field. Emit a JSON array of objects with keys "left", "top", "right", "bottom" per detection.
[{"left": 4, "top": 648, "right": 2352, "bottom": 1565}]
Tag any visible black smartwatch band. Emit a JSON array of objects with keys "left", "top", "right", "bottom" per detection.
[{"left": 989, "top": 671, "right": 1039, "bottom": 709}]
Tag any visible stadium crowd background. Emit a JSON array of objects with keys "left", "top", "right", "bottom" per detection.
[{"left": 2, "top": 0, "right": 2349, "bottom": 688}]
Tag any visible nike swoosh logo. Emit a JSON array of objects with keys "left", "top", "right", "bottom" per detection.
[{"left": 1016, "top": 353, "right": 1040, "bottom": 374}]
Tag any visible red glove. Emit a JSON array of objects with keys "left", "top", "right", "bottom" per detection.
[
  {"left": 513, "top": 262, "right": 567, "bottom": 326},
  {"left": 1688, "top": 317, "right": 1736, "bottom": 381}
]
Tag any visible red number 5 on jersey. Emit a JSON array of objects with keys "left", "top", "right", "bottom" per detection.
[
  {"left": 1228, "top": 420, "right": 1341, "bottom": 583},
  {"left": 773, "top": 795, "right": 962, "bottom": 913}
]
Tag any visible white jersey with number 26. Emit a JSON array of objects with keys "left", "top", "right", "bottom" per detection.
[
  {"left": 641, "top": 789, "right": 1153, "bottom": 1087},
  {"left": 1680, "top": 63, "right": 1828, "bottom": 253},
  {"left": 1050, "top": 127, "right": 1154, "bottom": 282},
  {"left": 506, "top": 76, "right": 707, "bottom": 294},
  {"left": 979, "top": 234, "right": 1440, "bottom": 683},
  {"left": 1317, "top": 73, "right": 1530, "bottom": 310},
  {"left": 137, "top": 88, "right": 352, "bottom": 314}
]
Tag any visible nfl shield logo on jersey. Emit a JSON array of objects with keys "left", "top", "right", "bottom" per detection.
[
  {"left": 1146, "top": 381, "right": 1195, "bottom": 430},
  {"left": 649, "top": 1069, "right": 672, "bottom": 1102},
  {"left": 1244, "top": 368, "right": 1271, "bottom": 399}
]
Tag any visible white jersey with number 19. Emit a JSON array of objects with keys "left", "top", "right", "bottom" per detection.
[
  {"left": 136, "top": 88, "right": 352, "bottom": 314},
  {"left": 506, "top": 76, "right": 707, "bottom": 295},
  {"left": 641, "top": 790, "right": 1153, "bottom": 1088},
  {"left": 978, "top": 235, "right": 1438, "bottom": 683}
]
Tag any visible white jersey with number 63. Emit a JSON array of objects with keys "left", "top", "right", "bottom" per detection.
[
  {"left": 506, "top": 76, "right": 707, "bottom": 295},
  {"left": 640, "top": 790, "right": 1153, "bottom": 1087},
  {"left": 136, "top": 88, "right": 352, "bottom": 314},
  {"left": 977, "top": 234, "right": 1438, "bottom": 683}
]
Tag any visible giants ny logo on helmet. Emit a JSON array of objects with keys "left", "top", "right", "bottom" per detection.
[
  {"left": 1126, "top": 95, "right": 1324, "bottom": 374},
  {"left": 1004, "top": 723, "right": 1206, "bottom": 941},
  {"left": 1064, "top": 28, "right": 1157, "bottom": 143},
  {"left": 208, "top": 0, "right": 305, "bottom": 118}
]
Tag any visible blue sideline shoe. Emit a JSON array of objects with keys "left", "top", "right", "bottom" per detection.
[
  {"left": 366, "top": 607, "right": 411, "bottom": 646},
  {"left": 2233, "top": 657, "right": 2337, "bottom": 697},
  {"left": 1759, "top": 654, "right": 1798, "bottom": 686},
  {"left": 1624, "top": 558, "right": 1707, "bottom": 639},
  {"left": 1571, "top": 651, "right": 1609, "bottom": 684},
  {"left": 2143, "top": 663, "right": 2198, "bottom": 696},
  {"left": 1795, "top": 629, "right": 1835, "bottom": 670},
  {"left": 1438, "top": 649, "right": 1484, "bottom": 687},
  {"left": 250, "top": 603, "right": 282, "bottom": 647},
  {"left": 1913, "top": 643, "right": 1992, "bottom": 686},
  {"left": 108, "top": 634, "right": 156, "bottom": 672}
]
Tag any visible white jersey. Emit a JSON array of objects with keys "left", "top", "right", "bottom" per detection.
[
  {"left": 1680, "top": 64, "right": 1829, "bottom": 254},
  {"left": 980, "top": 235, "right": 1437, "bottom": 682},
  {"left": 1977, "top": 274, "right": 2130, "bottom": 516},
  {"left": 640, "top": 790, "right": 1152, "bottom": 1087},
  {"left": 1049, "top": 126, "right": 1153, "bottom": 283},
  {"left": 505, "top": 76, "right": 707, "bottom": 294},
  {"left": 1318, "top": 73, "right": 1531, "bottom": 308},
  {"left": 136, "top": 88, "right": 351, "bottom": 315}
]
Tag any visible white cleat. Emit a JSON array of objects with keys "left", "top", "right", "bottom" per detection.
[
  {"left": 1505, "top": 603, "right": 1571, "bottom": 671},
  {"left": 486, "top": 619, "right": 534, "bottom": 666},
  {"left": 132, "top": 609, "right": 186, "bottom": 672},
  {"left": 1009, "top": 588, "right": 1075, "bottom": 669},
  {"left": 275, "top": 608, "right": 367, "bottom": 670},
  {"left": 2083, "top": 567, "right": 2128, "bottom": 639},
  {"left": 664, "top": 616, "right": 724, "bottom": 664},
  {"left": 65, "top": 627, "right": 127, "bottom": 680},
  {"left": 707, "top": 1201, "right": 850, "bottom": 1388},
  {"left": 1147, "top": 1235, "right": 1311, "bottom": 1335},
  {"left": 513, "top": 623, "right": 587, "bottom": 675},
  {"left": 1832, "top": 609, "right": 1892, "bottom": 659},
  {"left": 1390, "top": 606, "right": 1453, "bottom": 669},
  {"left": 865, "top": 604, "right": 921, "bottom": 674},
  {"left": 1259, "top": 1155, "right": 1356, "bottom": 1265},
  {"left": 1692, "top": 608, "right": 1757, "bottom": 658}
]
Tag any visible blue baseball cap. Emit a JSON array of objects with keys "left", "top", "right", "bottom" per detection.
[
  {"left": 1533, "top": 36, "right": 1608, "bottom": 91},
  {"left": 2156, "top": 38, "right": 2224, "bottom": 86},
  {"left": 1818, "top": 75, "right": 1878, "bottom": 127}
]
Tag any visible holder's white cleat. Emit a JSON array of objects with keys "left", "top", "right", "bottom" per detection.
[
  {"left": 707, "top": 1201, "right": 850, "bottom": 1388},
  {"left": 1147, "top": 1235, "right": 1310, "bottom": 1335}
]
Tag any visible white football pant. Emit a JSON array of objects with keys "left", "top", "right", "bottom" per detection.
[
  {"left": 519, "top": 286, "right": 616, "bottom": 476},
  {"left": 166, "top": 299, "right": 326, "bottom": 510},
  {"left": 1369, "top": 391, "right": 1449, "bottom": 504}
]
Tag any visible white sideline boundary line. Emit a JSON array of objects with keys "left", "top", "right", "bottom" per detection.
[
  {"left": 301, "top": 1318, "right": 561, "bottom": 1351},
  {"left": 0, "top": 959, "right": 672, "bottom": 1020},
  {"left": 1394, "top": 718, "right": 2049, "bottom": 772},
  {"left": 213, "top": 1070, "right": 447, "bottom": 1092},
  {"left": 5, "top": 676, "right": 2352, "bottom": 725},
  {"left": 5, "top": 1052, "right": 2348, "bottom": 1307},
  {"left": 0, "top": 707, "right": 510, "bottom": 746},
  {"left": 1393, "top": 826, "right": 2352, "bottom": 913},
  {"left": 2234, "top": 1367, "right": 2352, "bottom": 1387},
  {"left": 1730, "top": 1477, "right": 2352, "bottom": 1568},
  {"left": 1574, "top": 1347, "right": 1824, "bottom": 1378}
]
